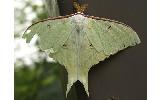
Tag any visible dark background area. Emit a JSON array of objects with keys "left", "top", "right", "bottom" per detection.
[{"left": 57, "top": 0, "right": 147, "bottom": 100}]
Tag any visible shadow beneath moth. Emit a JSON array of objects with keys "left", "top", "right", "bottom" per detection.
[{"left": 23, "top": 0, "right": 141, "bottom": 98}]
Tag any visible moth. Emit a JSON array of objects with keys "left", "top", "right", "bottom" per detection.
[{"left": 23, "top": 1, "right": 141, "bottom": 97}]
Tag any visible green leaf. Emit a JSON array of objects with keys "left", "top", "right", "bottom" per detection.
[{"left": 23, "top": 13, "right": 141, "bottom": 97}]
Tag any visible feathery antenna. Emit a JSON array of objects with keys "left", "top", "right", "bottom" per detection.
[{"left": 72, "top": 0, "right": 88, "bottom": 13}]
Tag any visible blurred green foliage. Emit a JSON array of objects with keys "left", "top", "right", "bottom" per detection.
[{"left": 15, "top": 59, "right": 66, "bottom": 100}]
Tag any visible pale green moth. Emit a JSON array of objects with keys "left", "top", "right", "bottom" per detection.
[{"left": 23, "top": 1, "right": 141, "bottom": 97}]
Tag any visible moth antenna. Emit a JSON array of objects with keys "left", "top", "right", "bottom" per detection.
[{"left": 72, "top": 0, "right": 88, "bottom": 13}]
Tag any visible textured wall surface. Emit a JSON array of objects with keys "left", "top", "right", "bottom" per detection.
[{"left": 57, "top": 0, "right": 147, "bottom": 100}]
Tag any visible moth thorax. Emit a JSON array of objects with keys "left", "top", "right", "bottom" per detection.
[{"left": 72, "top": 14, "right": 86, "bottom": 23}]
